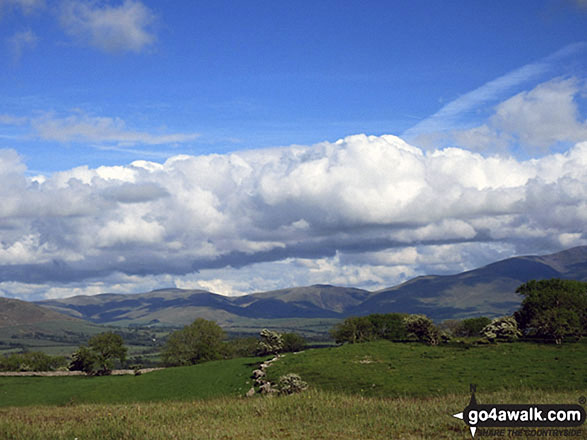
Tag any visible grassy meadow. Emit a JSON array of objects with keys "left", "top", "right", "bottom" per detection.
[
  {"left": 0, "top": 340, "right": 585, "bottom": 439},
  {"left": 266, "top": 340, "right": 587, "bottom": 397}
]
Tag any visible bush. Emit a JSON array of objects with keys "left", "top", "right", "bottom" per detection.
[
  {"left": 454, "top": 317, "right": 492, "bottom": 337},
  {"left": 330, "top": 314, "right": 407, "bottom": 344},
  {"left": 277, "top": 373, "right": 308, "bottom": 395},
  {"left": 481, "top": 316, "right": 521, "bottom": 342},
  {"left": 403, "top": 314, "right": 441, "bottom": 345},
  {"left": 0, "top": 352, "right": 67, "bottom": 372},
  {"left": 281, "top": 333, "right": 306, "bottom": 352},
  {"left": 222, "top": 337, "right": 259, "bottom": 358},
  {"left": 256, "top": 329, "right": 283, "bottom": 356},
  {"left": 69, "top": 346, "right": 98, "bottom": 374}
]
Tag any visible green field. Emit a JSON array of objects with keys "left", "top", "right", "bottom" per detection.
[
  {"left": 0, "top": 341, "right": 585, "bottom": 439},
  {"left": 0, "top": 356, "right": 262, "bottom": 407},
  {"left": 266, "top": 340, "right": 587, "bottom": 397}
]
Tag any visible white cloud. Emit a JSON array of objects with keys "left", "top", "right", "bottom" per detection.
[
  {"left": 1, "top": 0, "right": 45, "bottom": 15},
  {"left": 32, "top": 112, "right": 199, "bottom": 145},
  {"left": 404, "top": 43, "right": 587, "bottom": 140},
  {"left": 6, "top": 28, "right": 37, "bottom": 60},
  {"left": 59, "top": 0, "right": 156, "bottom": 53},
  {"left": 435, "top": 78, "right": 587, "bottom": 154},
  {"left": 0, "top": 114, "right": 28, "bottom": 125},
  {"left": 491, "top": 78, "right": 587, "bottom": 149},
  {"left": 0, "top": 134, "right": 586, "bottom": 300}
]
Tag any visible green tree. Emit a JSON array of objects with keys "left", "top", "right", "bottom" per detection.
[
  {"left": 281, "top": 332, "right": 306, "bottom": 352},
  {"left": 368, "top": 313, "right": 408, "bottom": 340},
  {"left": 88, "top": 332, "right": 127, "bottom": 375},
  {"left": 514, "top": 279, "right": 587, "bottom": 344},
  {"left": 69, "top": 346, "right": 97, "bottom": 374},
  {"left": 162, "top": 318, "right": 225, "bottom": 366},
  {"left": 330, "top": 316, "right": 375, "bottom": 344},
  {"left": 0, "top": 352, "right": 67, "bottom": 372},
  {"left": 454, "top": 317, "right": 492, "bottom": 337},
  {"left": 222, "top": 337, "right": 259, "bottom": 358}
]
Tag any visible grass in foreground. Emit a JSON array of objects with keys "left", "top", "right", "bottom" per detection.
[
  {"left": 0, "top": 389, "right": 585, "bottom": 440},
  {"left": 267, "top": 340, "right": 587, "bottom": 397}
]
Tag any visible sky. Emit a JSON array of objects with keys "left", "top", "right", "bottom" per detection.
[{"left": 0, "top": 0, "right": 586, "bottom": 301}]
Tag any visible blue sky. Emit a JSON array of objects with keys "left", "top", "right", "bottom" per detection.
[{"left": 0, "top": 1, "right": 586, "bottom": 300}]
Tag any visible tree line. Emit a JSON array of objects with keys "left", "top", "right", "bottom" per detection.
[{"left": 332, "top": 279, "right": 587, "bottom": 345}]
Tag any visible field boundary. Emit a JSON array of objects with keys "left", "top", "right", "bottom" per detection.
[{"left": 0, "top": 368, "right": 163, "bottom": 377}]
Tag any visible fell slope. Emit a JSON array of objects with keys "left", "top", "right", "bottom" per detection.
[{"left": 33, "top": 246, "right": 587, "bottom": 325}]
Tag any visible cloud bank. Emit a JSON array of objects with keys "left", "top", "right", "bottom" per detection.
[{"left": 0, "top": 133, "right": 586, "bottom": 298}]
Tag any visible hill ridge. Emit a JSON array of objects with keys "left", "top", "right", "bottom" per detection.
[{"left": 27, "top": 245, "right": 587, "bottom": 325}]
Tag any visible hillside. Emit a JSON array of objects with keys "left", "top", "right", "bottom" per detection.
[
  {"left": 352, "top": 245, "right": 587, "bottom": 320},
  {"left": 0, "top": 297, "right": 80, "bottom": 328},
  {"left": 32, "top": 246, "right": 587, "bottom": 326},
  {"left": 0, "top": 297, "right": 106, "bottom": 354}
]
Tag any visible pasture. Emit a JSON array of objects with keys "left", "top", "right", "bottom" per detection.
[{"left": 0, "top": 341, "right": 585, "bottom": 439}]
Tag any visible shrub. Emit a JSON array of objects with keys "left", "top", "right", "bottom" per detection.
[
  {"left": 403, "top": 314, "right": 441, "bottom": 345},
  {"left": 481, "top": 316, "right": 521, "bottom": 342},
  {"left": 454, "top": 317, "right": 492, "bottom": 337},
  {"left": 277, "top": 373, "right": 308, "bottom": 395},
  {"left": 0, "top": 352, "right": 67, "bottom": 372},
  {"left": 256, "top": 329, "right": 283, "bottom": 356},
  {"left": 330, "top": 314, "right": 408, "bottom": 344},
  {"left": 69, "top": 346, "right": 98, "bottom": 374},
  {"left": 222, "top": 337, "right": 259, "bottom": 358},
  {"left": 281, "top": 333, "right": 306, "bottom": 352}
]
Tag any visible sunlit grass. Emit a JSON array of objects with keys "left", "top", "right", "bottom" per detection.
[{"left": 0, "top": 389, "right": 584, "bottom": 440}]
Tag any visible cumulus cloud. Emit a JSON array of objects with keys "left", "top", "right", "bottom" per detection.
[
  {"left": 434, "top": 78, "right": 587, "bottom": 154},
  {"left": 404, "top": 43, "right": 587, "bottom": 140},
  {"left": 491, "top": 78, "right": 587, "bottom": 149},
  {"left": 59, "top": 0, "right": 156, "bottom": 53},
  {"left": 0, "top": 134, "right": 585, "bottom": 299},
  {"left": 32, "top": 112, "right": 199, "bottom": 145}
]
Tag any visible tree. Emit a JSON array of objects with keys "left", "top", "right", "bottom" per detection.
[
  {"left": 330, "top": 316, "right": 375, "bottom": 344},
  {"left": 256, "top": 329, "right": 284, "bottom": 355},
  {"left": 281, "top": 332, "right": 306, "bottom": 353},
  {"left": 368, "top": 313, "right": 408, "bottom": 341},
  {"left": 514, "top": 279, "right": 587, "bottom": 344},
  {"left": 481, "top": 316, "right": 521, "bottom": 342},
  {"left": 69, "top": 332, "right": 127, "bottom": 375},
  {"left": 330, "top": 314, "right": 409, "bottom": 344},
  {"left": 69, "top": 346, "right": 97, "bottom": 374},
  {"left": 403, "top": 314, "right": 441, "bottom": 345},
  {"left": 454, "top": 317, "right": 492, "bottom": 337},
  {"left": 88, "top": 332, "right": 127, "bottom": 375},
  {"left": 162, "top": 318, "right": 225, "bottom": 366}
]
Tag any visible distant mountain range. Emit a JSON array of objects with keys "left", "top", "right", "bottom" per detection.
[{"left": 30, "top": 246, "right": 587, "bottom": 327}]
